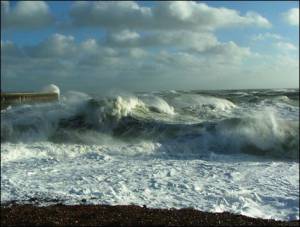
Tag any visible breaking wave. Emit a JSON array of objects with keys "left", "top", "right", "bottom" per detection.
[
  {"left": 1, "top": 89, "right": 299, "bottom": 161},
  {"left": 1, "top": 88, "right": 299, "bottom": 221}
]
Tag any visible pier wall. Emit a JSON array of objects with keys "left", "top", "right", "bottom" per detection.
[{"left": 1, "top": 92, "right": 59, "bottom": 109}]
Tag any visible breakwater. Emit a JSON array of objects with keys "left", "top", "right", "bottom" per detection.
[{"left": 1, "top": 92, "right": 59, "bottom": 109}]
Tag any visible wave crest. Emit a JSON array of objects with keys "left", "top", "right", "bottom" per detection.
[{"left": 1, "top": 90, "right": 298, "bottom": 161}]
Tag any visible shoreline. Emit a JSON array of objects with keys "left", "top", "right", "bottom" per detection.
[{"left": 1, "top": 203, "right": 299, "bottom": 226}]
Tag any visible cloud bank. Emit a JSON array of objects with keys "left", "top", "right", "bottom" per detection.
[
  {"left": 1, "top": 1, "right": 298, "bottom": 92},
  {"left": 69, "top": 1, "right": 271, "bottom": 30}
]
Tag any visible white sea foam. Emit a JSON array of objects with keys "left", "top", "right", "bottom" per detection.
[
  {"left": 212, "top": 108, "right": 299, "bottom": 159},
  {"left": 140, "top": 95, "right": 175, "bottom": 115},
  {"left": 171, "top": 94, "right": 236, "bottom": 111},
  {"left": 1, "top": 89, "right": 299, "bottom": 221},
  {"left": 1, "top": 92, "right": 91, "bottom": 142},
  {"left": 41, "top": 84, "right": 60, "bottom": 96},
  {"left": 1, "top": 142, "right": 298, "bottom": 220},
  {"left": 113, "top": 96, "right": 145, "bottom": 119}
]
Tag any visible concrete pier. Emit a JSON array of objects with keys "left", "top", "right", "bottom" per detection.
[{"left": 1, "top": 92, "right": 59, "bottom": 110}]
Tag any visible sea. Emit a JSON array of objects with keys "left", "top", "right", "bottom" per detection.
[{"left": 1, "top": 88, "right": 299, "bottom": 221}]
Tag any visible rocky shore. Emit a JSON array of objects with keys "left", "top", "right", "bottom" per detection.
[{"left": 1, "top": 204, "right": 299, "bottom": 226}]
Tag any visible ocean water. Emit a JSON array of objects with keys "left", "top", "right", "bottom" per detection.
[{"left": 1, "top": 88, "right": 299, "bottom": 221}]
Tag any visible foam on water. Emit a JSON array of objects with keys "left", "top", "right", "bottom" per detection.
[
  {"left": 171, "top": 94, "right": 236, "bottom": 111},
  {"left": 1, "top": 88, "right": 299, "bottom": 221},
  {"left": 1, "top": 142, "right": 299, "bottom": 220},
  {"left": 139, "top": 95, "right": 175, "bottom": 115}
]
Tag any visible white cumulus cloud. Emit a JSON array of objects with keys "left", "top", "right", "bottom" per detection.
[
  {"left": 1, "top": 33, "right": 256, "bottom": 92},
  {"left": 69, "top": 1, "right": 271, "bottom": 31},
  {"left": 282, "top": 8, "right": 299, "bottom": 26},
  {"left": 1, "top": 1, "right": 53, "bottom": 29}
]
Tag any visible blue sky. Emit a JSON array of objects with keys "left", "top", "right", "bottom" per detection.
[
  {"left": 1, "top": 1, "right": 299, "bottom": 92},
  {"left": 3, "top": 1, "right": 299, "bottom": 45}
]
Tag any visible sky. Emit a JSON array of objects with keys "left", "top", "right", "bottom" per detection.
[{"left": 1, "top": 1, "right": 299, "bottom": 93}]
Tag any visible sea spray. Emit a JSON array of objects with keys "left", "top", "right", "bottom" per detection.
[{"left": 1, "top": 88, "right": 299, "bottom": 220}]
